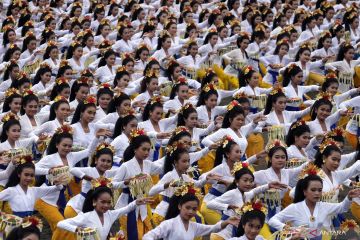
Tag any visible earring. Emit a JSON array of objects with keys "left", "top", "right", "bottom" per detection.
[{"left": 93, "top": 203, "right": 96, "bottom": 207}]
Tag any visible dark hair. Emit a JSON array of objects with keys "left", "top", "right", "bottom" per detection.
[
  {"left": 33, "top": 65, "right": 52, "bottom": 85},
  {"left": 264, "top": 92, "right": 286, "bottom": 115},
  {"left": 140, "top": 76, "right": 157, "bottom": 93},
  {"left": 6, "top": 162, "right": 35, "bottom": 188},
  {"left": 134, "top": 45, "right": 150, "bottom": 60},
  {"left": 295, "top": 46, "right": 311, "bottom": 62},
  {"left": 96, "top": 21, "right": 110, "bottom": 36},
  {"left": 321, "top": 76, "right": 339, "bottom": 92},
  {"left": 56, "top": 64, "right": 73, "bottom": 79},
  {"left": 163, "top": 147, "right": 189, "bottom": 174},
  {"left": 167, "top": 130, "right": 192, "bottom": 147},
  {"left": 98, "top": 49, "right": 116, "bottom": 68},
  {"left": 268, "top": 146, "right": 288, "bottom": 167},
  {"left": 43, "top": 44, "right": 58, "bottom": 60},
  {"left": 222, "top": 105, "right": 244, "bottom": 128},
  {"left": 113, "top": 68, "right": 130, "bottom": 88},
  {"left": 336, "top": 44, "right": 354, "bottom": 61},
  {"left": 40, "top": 28, "right": 55, "bottom": 45},
  {"left": 143, "top": 101, "right": 163, "bottom": 121},
  {"left": 302, "top": 15, "right": 315, "bottom": 31},
  {"left": 3, "top": 92, "right": 22, "bottom": 113},
  {"left": 317, "top": 34, "right": 332, "bottom": 49},
  {"left": 69, "top": 80, "right": 89, "bottom": 102},
  {"left": 50, "top": 82, "right": 70, "bottom": 101},
  {"left": 314, "top": 144, "right": 341, "bottom": 168},
  {"left": 170, "top": 82, "right": 188, "bottom": 100},
  {"left": 294, "top": 174, "right": 323, "bottom": 203},
  {"left": 177, "top": 105, "right": 197, "bottom": 127},
  {"left": 81, "top": 31, "right": 94, "bottom": 48},
  {"left": 273, "top": 13, "right": 286, "bottom": 30},
  {"left": 214, "top": 139, "right": 238, "bottom": 167},
  {"left": 3, "top": 45, "right": 21, "bottom": 62},
  {"left": 21, "top": 34, "right": 36, "bottom": 53},
  {"left": 238, "top": 68, "right": 256, "bottom": 87},
  {"left": 46, "top": 131, "right": 73, "bottom": 155},
  {"left": 82, "top": 186, "right": 113, "bottom": 213},
  {"left": 3, "top": 62, "right": 19, "bottom": 81},
  {"left": 282, "top": 65, "right": 302, "bottom": 87},
  {"left": 71, "top": 101, "right": 96, "bottom": 124},
  {"left": 227, "top": 167, "right": 254, "bottom": 191},
  {"left": 310, "top": 98, "right": 332, "bottom": 120},
  {"left": 90, "top": 147, "right": 114, "bottom": 167},
  {"left": 108, "top": 93, "right": 130, "bottom": 113},
  {"left": 21, "top": 93, "right": 39, "bottom": 115},
  {"left": 166, "top": 61, "right": 180, "bottom": 82},
  {"left": 203, "top": 32, "right": 218, "bottom": 45},
  {"left": 1, "top": 119, "right": 21, "bottom": 142},
  {"left": 123, "top": 135, "right": 151, "bottom": 162},
  {"left": 156, "top": 31, "right": 171, "bottom": 50},
  {"left": 66, "top": 42, "right": 82, "bottom": 59},
  {"left": 49, "top": 99, "right": 69, "bottom": 121},
  {"left": 97, "top": 86, "right": 114, "bottom": 111},
  {"left": 251, "top": 29, "right": 265, "bottom": 43},
  {"left": 2, "top": 28, "right": 15, "bottom": 47},
  {"left": 196, "top": 89, "right": 218, "bottom": 107},
  {"left": 165, "top": 193, "right": 199, "bottom": 220},
  {"left": 113, "top": 115, "right": 137, "bottom": 138},
  {"left": 69, "top": 4, "right": 82, "bottom": 18},
  {"left": 6, "top": 224, "right": 41, "bottom": 240},
  {"left": 143, "top": 59, "right": 160, "bottom": 77},
  {"left": 236, "top": 209, "right": 265, "bottom": 237},
  {"left": 11, "top": 75, "right": 31, "bottom": 90},
  {"left": 286, "top": 122, "right": 310, "bottom": 146}
]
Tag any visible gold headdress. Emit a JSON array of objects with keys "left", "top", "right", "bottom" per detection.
[
  {"left": 325, "top": 127, "right": 344, "bottom": 139},
  {"left": 174, "top": 182, "right": 203, "bottom": 199},
  {"left": 76, "top": 76, "right": 89, "bottom": 85},
  {"left": 123, "top": 107, "right": 136, "bottom": 117},
  {"left": 265, "top": 139, "right": 286, "bottom": 152},
  {"left": 5, "top": 88, "right": 19, "bottom": 98},
  {"left": 47, "top": 40, "right": 57, "bottom": 47},
  {"left": 319, "top": 138, "right": 340, "bottom": 153},
  {"left": 159, "top": 30, "right": 170, "bottom": 38},
  {"left": 231, "top": 161, "right": 252, "bottom": 175},
  {"left": 59, "top": 60, "right": 70, "bottom": 68},
  {"left": 21, "top": 216, "right": 43, "bottom": 231},
  {"left": 239, "top": 200, "right": 267, "bottom": 215},
  {"left": 325, "top": 72, "right": 337, "bottom": 79},
  {"left": 55, "top": 77, "right": 69, "bottom": 85},
  {"left": 149, "top": 96, "right": 162, "bottom": 105},
  {"left": 91, "top": 177, "right": 112, "bottom": 189},
  {"left": 298, "top": 163, "right": 325, "bottom": 180},
  {"left": 22, "top": 89, "right": 35, "bottom": 97},
  {"left": 227, "top": 100, "right": 240, "bottom": 111},
  {"left": 165, "top": 140, "right": 187, "bottom": 156},
  {"left": 83, "top": 95, "right": 97, "bottom": 105},
  {"left": 219, "top": 135, "right": 234, "bottom": 149},
  {"left": 2, "top": 112, "right": 20, "bottom": 123},
  {"left": 95, "top": 142, "right": 115, "bottom": 154},
  {"left": 202, "top": 83, "right": 217, "bottom": 92},
  {"left": 99, "top": 82, "right": 112, "bottom": 90},
  {"left": 174, "top": 76, "right": 187, "bottom": 85},
  {"left": 173, "top": 126, "right": 190, "bottom": 136},
  {"left": 129, "top": 128, "right": 146, "bottom": 142},
  {"left": 269, "top": 87, "right": 284, "bottom": 95},
  {"left": 145, "top": 69, "right": 159, "bottom": 78},
  {"left": 290, "top": 120, "right": 307, "bottom": 130},
  {"left": 53, "top": 95, "right": 68, "bottom": 103},
  {"left": 179, "top": 102, "right": 194, "bottom": 114},
  {"left": 242, "top": 65, "right": 254, "bottom": 75},
  {"left": 13, "top": 154, "right": 33, "bottom": 166},
  {"left": 55, "top": 124, "right": 73, "bottom": 135},
  {"left": 233, "top": 91, "right": 248, "bottom": 100},
  {"left": 316, "top": 91, "right": 331, "bottom": 101}
]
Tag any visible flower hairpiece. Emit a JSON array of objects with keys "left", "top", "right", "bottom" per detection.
[
  {"left": 83, "top": 95, "right": 97, "bottom": 105},
  {"left": 123, "top": 107, "right": 136, "bottom": 117},
  {"left": 21, "top": 216, "right": 43, "bottom": 231},
  {"left": 2, "top": 24, "right": 14, "bottom": 32},
  {"left": 14, "top": 154, "right": 33, "bottom": 166},
  {"left": 179, "top": 103, "right": 194, "bottom": 114},
  {"left": 129, "top": 128, "right": 146, "bottom": 142},
  {"left": 55, "top": 77, "right": 69, "bottom": 85},
  {"left": 174, "top": 182, "right": 203, "bottom": 199},
  {"left": 239, "top": 200, "right": 267, "bottom": 215},
  {"left": 277, "top": 39, "right": 289, "bottom": 46},
  {"left": 298, "top": 163, "right": 325, "bottom": 180},
  {"left": 208, "top": 28, "right": 217, "bottom": 33},
  {"left": 70, "top": 41, "right": 81, "bottom": 47},
  {"left": 265, "top": 139, "right": 286, "bottom": 152},
  {"left": 325, "top": 127, "right": 344, "bottom": 139},
  {"left": 233, "top": 91, "right": 248, "bottom": 100},
  {"left": 5, "top": 88, "right": 19, "bottom": 98},
  {"left": 255, "top": 23, "right": 266, "bottom": 32},
  {"left": 77, "top": 76, "right": 89, "bottom": 85},
  {"left": 212, "top": 8, "right": 221, "bottom": 15},
  {"left": 173, "top": 126, "right": 190, "bottom": 136},
  {"left": 55, "top": 124, "right": 73, "bottom": 135},
  {"left": 91, "top": 176, "right": 112, "bottom": 189},
  {"left": 99, "top": 82, "right": 112, "bottom": 90},
  {"left": 319, "top": 138, "right": 340, "bottom": 154},
  {"left": 100, "top": 18, "right": 110, "bottom": 25},
  {"left": 231, "top": 161, "right": 252, "bottom": 175},
  {"left": 9, "top": 43, "right": 18, "bottom": 49},
  {"left": 316, "top": 92, "right": 331, "bottom": 101},
  {"left": 325, "top": 72, "right": 337, "bottom": 79},
  {"left": 270, "top": 87, "right": 284, "bottom": 95},
  {"left": 25, "top": 31, "right": 35, "bottom": 38},
  {"left": 218, "top": 135, "right": 234, "bottom": 149},
  {"left": 145, "top": 69, "right": 159, "bottom": 78},
  {"left": 2, "top": 112, "right": 20, "bottom": 123},
  {"left": 23, "top": 89, "right": 35, "bottom": 97},
  {"left": 165, "top": 140, "right": 186, "bottom": 156},
  {"left": 175, "top": 76, "right": 187, "bottom": 85},
  {"left": 290, "top": 120, "right": 307, "bottom": 130},
  {"left": 53, "top": 95, "right": 68, "bottom": 103},
  {"left": 159, "top": 30, "right": 170, "bottom": 38},
  {"left": 47, "top": 40, "right": 57, "bottom": 47},
  {"left": 40, "top": 62, "right": 51, "bottom": 69},
  {"left": 202, "top": 83, "right": 217, "bottom": 92},
  {"left": 72, "top": 1, "right": 82, "bottom": 7},
  {"left": 227, "top": 100, "right": 240, "bottom": 111},
  {"left": 96, "top": 142, "right": 115, "bottom": 154},
  {"left": 242, "top": 65, "right": 253, "bottom": 75},
  {"left": 59, "top": 60, "right": 70, "bottom": 68},
  {"left": 149, "top": 96, "right": 162, "bottom": 105},
  {"left": 340, "top": 219, "right": 360, "bottom": 233}
]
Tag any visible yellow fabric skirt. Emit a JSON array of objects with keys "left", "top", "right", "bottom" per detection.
[
  {"left": 246, "top": 133, "right": 264, "bottom": 157},
  {"left": 345, "top": 131, "right": 358, "bottom": 150},
  {"left": 63, "top": 206, "right": 77, "bottom": 240},
  {"left": 35, "top": 199, "right": 74, "bottom": 240},
  {"left": 351, "top": 202, "right": 360, "bottom": 221},
  {"left": 119, "top": 205, "right": 153, "bottom": 240},
  {"left": 0, "top": 185, "right": 12, "bottom": 214},
  {"left": 306, "top": 72, "right": 325, "bottom": 86},
  {"left": 198, "top": 151, "right": 216, "bottom": 175},
  {"left": 354, "top": 66, "right": 360, "bottom": 87},
  {"left": 68, "top": 177, "right": 81, "bottom": 198},
  {"left": 200, "top": 201, "right": 221, "bottom": 225}
]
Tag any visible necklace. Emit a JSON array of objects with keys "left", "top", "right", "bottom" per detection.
[{"left": 310, "top": 216, "right": 315, "bottom": 222}]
